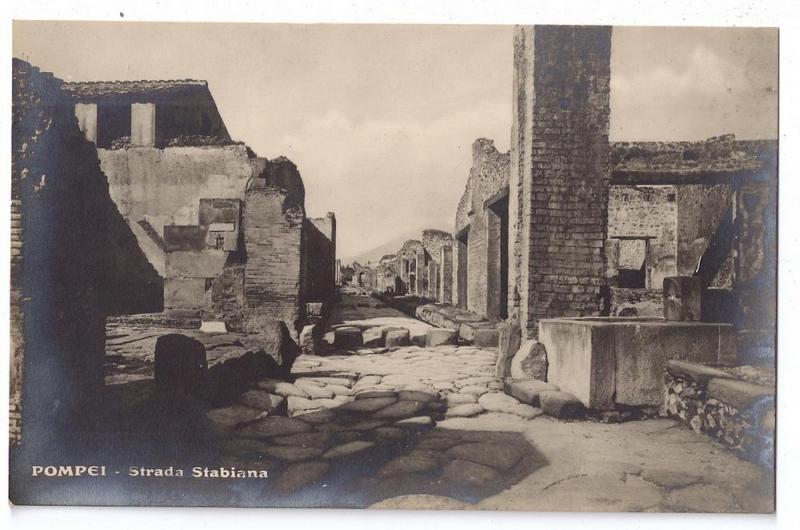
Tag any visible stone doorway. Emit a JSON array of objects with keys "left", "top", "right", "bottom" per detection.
[
  {"left": 456, "top": 228, "right": 469, "bottom": 309},
  {"left": 488, "top": 194, "right": 509, "bottom": 320}
]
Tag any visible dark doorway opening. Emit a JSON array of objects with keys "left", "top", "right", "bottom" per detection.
[
  {"left": 456, "top": 228, "right": 469, "bottom": 309},
  {"left": 488, "top": 195, "right": 509, "bottom": 320},
  {"left": 97, "top": 103, "right": 132, "bottom": 148}
]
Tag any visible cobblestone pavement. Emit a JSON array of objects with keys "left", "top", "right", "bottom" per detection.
[
  {"left": 209, "top": 343, "right": 773, "bottom": 511},
  {"left": 107, "top": 295, "right": 774, "bottom": 511}
]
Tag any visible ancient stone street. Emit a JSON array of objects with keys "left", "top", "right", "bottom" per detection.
[{"left": 163, "top": 293, "right": 773, "bottom": 511}]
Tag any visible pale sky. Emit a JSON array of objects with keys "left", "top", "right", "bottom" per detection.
[{"left": 13, "top": 22, "right": 778, "bottom": 259}]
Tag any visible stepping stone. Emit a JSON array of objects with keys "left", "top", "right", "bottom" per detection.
[
  {"left": 445, "top": 443, "right": 523, "bottom": 471},
  {"left": 322, "top": 440, "right": 375, "bottom": 459},
  {"left": 395, "top": 416, "right": 434, "bottom": 428},
  {"left": 292, "top": 407, "right": 337, "bottom": 424},
  {"left": 446, "top": 393, "right": 478, "bottom": 405},
  {"left": 505, "top": 379, "right": 559, "bottom": 406},
  {"left": 385, "top": 329, "right": 411, "bottom": 347},
  {"left": 539, "top": 390, "right": 586, "bottom": 419},
  {"left": 262, "top": 445, "right": 324, "bottom": 462},
  {"left": 199, "top": 321, "right": 227, "bottom": 334},
  {"left": 477, "top": 392, "right": 522, "bottom": 413},
  {"left": 206, "top": 405, "right": 265, "bottom": 430},
  {"left": 380, "top": 326, "right": 405, "bottom": 342},
  {"left": 238, "top": 416, "right": 314, "bottom": 438},
  {"left": 338, "top": 396, "right": 398, "bottom": 413},
  {"left": 377, "top": 455, "right": 440, "bottom": 478},
  {"left": 355, "top": 389, "right": 397, "bottom": 400},
  {"left": 425, "top": 328, "right": 458, "bottom": 347},
  {"left": 440, "top": 459, "right": 500, "bottom": 489},
  {"left": 272, "top": 462, "right": 330, "bottom": 494},
  {"left": 398, "top": 390, "right": 438, "bottom": 403},
  {"left": 445, "top": 403, "right": 485, "bottom": 418},
  {"left": 334, "top": 327, "right": 364, "bottom": 349},
  {"left": 287, "top": 396, "right": 322, "bottom": 416},
  {"left": 373, "top": 400, "right": 427, "bottom": 419},
  {"left": 257, "top": 380, "right": 309, "bottom": 399},
  {"left": 472, "top": 329, "right": 500, "bottom": 347},
  {"left": 239, "top": 390, "right": 287, "bottom": 414}
]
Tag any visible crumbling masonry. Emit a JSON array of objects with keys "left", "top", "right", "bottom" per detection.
[{"left": 65, "top": 79, "right": 337, "bottom": 336}]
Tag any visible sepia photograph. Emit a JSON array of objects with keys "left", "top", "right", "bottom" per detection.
[{"left": 5, "top": 2, "right": 786, "bottom": 521}]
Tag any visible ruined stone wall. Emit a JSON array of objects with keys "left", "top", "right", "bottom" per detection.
[
  {"left": 453, "top": 139, "right": 510, "bottom": 318},
  {"left": 11, "top": 59, "right": 163, "bottom": 443},
  {"left": 303, "top": 213, "right": 337, "bottom": 303},
  {"left": 676, "top": 184, "right": 732, "bottom": 279},
  {"left": 422, "top": 229, "right": 454, "bottom": 302},
  {"left": 510, "top": 26, "right": 612, "bottom": 338},
  {"left": 608, "top": 185, "right": 678, "bottom": 288},
  {"left": 243, "top": 173, "right": 305, "bottom": 337},
  {"left": 397, "top": 240, "right": 426, "bottom": 296},
  {"left": 97, "top": 145, "right": 255, "bottom": 241}
]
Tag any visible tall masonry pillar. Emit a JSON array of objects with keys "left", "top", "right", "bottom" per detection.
[{"left": 509, "top": 26, "right": 612, "bottom": 339}]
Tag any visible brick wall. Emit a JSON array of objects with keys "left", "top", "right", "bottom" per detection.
[
  {"left": 453, "top": 139, "right": 510, "bottom": 318},
  {"left": 511, "top": 26, "right": 612, "bottom": 338},
  {"left": 243, "top": 185, "right": 305, "bottom": 336}
]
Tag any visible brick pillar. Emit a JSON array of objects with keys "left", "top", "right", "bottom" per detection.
[
  {"left": 131, "top": 103, "right": 156, "bottom": 146},
  {"left": 510, "top": 25, "right": 612, "bottom": 338},
  {"left": 243, "top": 186, "right": 304, "bottom": 337}
]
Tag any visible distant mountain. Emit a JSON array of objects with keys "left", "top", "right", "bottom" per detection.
[{"left": 341, "top": 226, "right": 450, "bottom": 265}]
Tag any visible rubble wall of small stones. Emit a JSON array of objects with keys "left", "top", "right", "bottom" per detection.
[
  {"left": 452, "top": 139, "right": 509, "bottom": 318},
  {"left": 511, "top": 25, "right": 612, "bottom": 338},
  {"left": 608, "top": 185, "right": 677, "bottom": 288},
  {"left": 664, "top": 371, "right": 774, "bottom": 468},
  {"left": 11, "top": 59, "right": 163, "bottom": 442},
  {"left": 243, "top": 187, "right": 305, "bottom": 336}
]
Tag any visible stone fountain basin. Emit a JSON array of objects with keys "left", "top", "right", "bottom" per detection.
[{"left": 539, "top": 317, "right": 736, "bottom": 410}]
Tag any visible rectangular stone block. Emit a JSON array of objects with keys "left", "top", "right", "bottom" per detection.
[
  {"left": 540, "top": 317, "right": 737, "bottom": 409},
  {"left": 663, "top": 276, "right": 702, "bottom": 321}
]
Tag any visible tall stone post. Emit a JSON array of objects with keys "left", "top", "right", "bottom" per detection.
[{"left": 509, "top": 25, "right": 612, "bottom": 339}]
